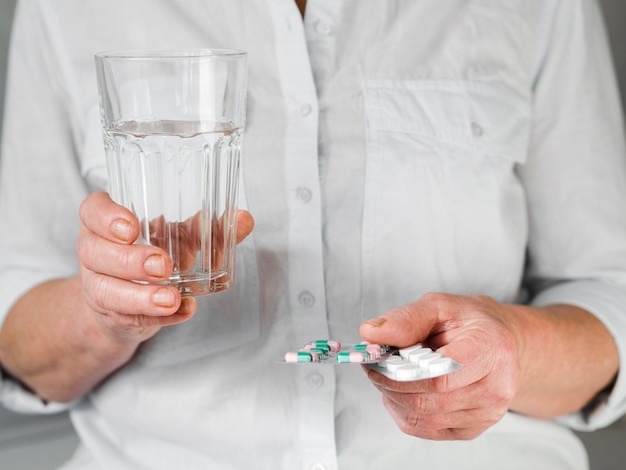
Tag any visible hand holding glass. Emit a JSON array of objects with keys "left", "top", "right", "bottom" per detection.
[{"left": 95, "top": 49, "right": 247, "bottom": 296}]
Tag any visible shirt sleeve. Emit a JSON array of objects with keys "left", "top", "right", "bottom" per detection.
[
  {"left": 0, "top": 368, "right": 77, "bottom": 414},
  {"left": 0, "top": 0, "right": 88, "bottom": 413},
  {"left": 519, "top": 0, "right": 626, "bottom": 430}
]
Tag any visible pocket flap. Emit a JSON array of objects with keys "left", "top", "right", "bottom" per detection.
[{"left": 364, "top": 79, "right": 530, "bottom": 163}]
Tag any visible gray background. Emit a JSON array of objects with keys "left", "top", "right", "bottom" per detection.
[{"left": 1, "top": 0, "right": 626, "bottom": 468}]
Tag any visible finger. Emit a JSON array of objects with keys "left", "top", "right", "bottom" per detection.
[
  {"left": 365, "top": 339, "right": 516, "bottom": 403},
  {"left": 364, "top": 343, "right": 486, "bottom": 396},
  {"left": 236, "top": 210, "right": 254, "bottom": 243},
  {"left": 359, "top": 292, "right": 481, "bottom": 348},
  {"left": 359, "top": 293, "right": 457, "bottom": 348},
  {"left": 373, "top": 374, "right": 512, "bottom": 439},
  {"left": 366, "top": 366, "right": 464, "bottom": 395},
  {"left": 79, "top": 192, "right": 139, "bottom": 245},
  {"left": 81, "top": 268, "right": 182, "bottom": 317},
  {"left": 377, "top": 377, "right": 498, "bottom": 415},
  {"left": 434, "top": 334, "right": 518, "bottom": 395},
  {"left": 381, "top": 396, "right": 497, "bottom": 441},
  {"left": 93, "top": 297, "right": 197, "bottom": 343},
  {"left": 78, "top": 227, "right": 173, "bottom": 283}
]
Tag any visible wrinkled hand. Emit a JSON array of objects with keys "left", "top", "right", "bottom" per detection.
[
  {"left": 77, "top": 192, "right": 254, "bottom": 343},
  {"left": 359, "top": 292, "right": 520, "bottom": 441}
]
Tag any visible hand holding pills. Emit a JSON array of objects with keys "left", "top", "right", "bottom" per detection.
[{"left": 359, "top": 292, "right": 521, "bottom": 441}]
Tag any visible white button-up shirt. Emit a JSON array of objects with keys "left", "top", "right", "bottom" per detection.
[{"left": 2, "top": 0, "right": 626, "bottom": 469}]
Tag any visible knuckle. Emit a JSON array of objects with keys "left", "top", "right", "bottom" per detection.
[
  {"left": 125, "top": 312, "right": 151, "bottom": 328},
  {"left": 420, "top": 291, "right": 449, "bottom": 305},
  {"left": 399, "top": 418, "right": 421, "bottom": 437},
  {"left": 79, "top": 192, "right": 105, "bottom": 227},
  {"left": 499, "top": 379, "right": 517, "bottom": 404},
  {"left": 91, "top": 275, "right": 113, "bottom": 309},
  {"left": 473, "top": 293, "right": 494, "bottom": 305},
  {"left": 76, "top": 230, "right": 96, "bottom": 269},
  {"left": 390, "top": 304, "right": 416, "bottom": 322},
  {"left": 399, "top": 412, "right": 441, "bottom": 439},
  {"left": 453, "top": 428, "right": 485, "bottom": 441},
  {"left": 110, "top": 245, "right": 133, "bottom": 272},
  {"left": 78, "top": 197, "right": 90, "bottom": 223},
  {"left": 488, "top": 405, "right": 509, "bottom": 426},
  {"left": 490, "top": 359, "right": 519, "bottom": 404},
  {"left": 430, "top": 374, "right": 451, "bottom": 394},
  {"left": 410, "top": 393, "right": 432, "bottom": 415}
]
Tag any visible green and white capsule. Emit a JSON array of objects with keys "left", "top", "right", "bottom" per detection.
[
  {"left": 306, "top": 342, "right": 331, "bottom": 354},
  {"left": 336, "top": 351, "right": 367, "bottom": 363},
  {"left": 284, "top": 351, "right": 313, "bottom": 363},
  {"left": 309, "top": 339, "right": 342, "bottom": 352},
  {"left": 353, "top": 343, "right": 382, "bottom": 359}
]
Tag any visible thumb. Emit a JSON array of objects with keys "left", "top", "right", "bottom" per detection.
[
  {"left": 236, "top": 210, "right": 254, "bottom": 244},
  {"left": 359, "top": 300, "right": 438, "bottom": 348}
]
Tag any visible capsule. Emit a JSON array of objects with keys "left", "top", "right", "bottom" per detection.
[
  {"left": 305, "top": 343, "right": 331, "bottom": 354},
  {"left": 284, "top": 351, "right": 313, "bottom": 363},
  {"left": 299, "top": 349, "right": 320, "bottom": 362},
  {"left": 336, "top": 351, "right": 366, "bottom": 363},
  {"left": 308, "top": 347, "right": 328, "bottom": 358}
]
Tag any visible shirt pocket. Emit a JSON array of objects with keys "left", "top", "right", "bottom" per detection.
[{"left": 361, "top": 79, "right": 531, "bottom": 317}]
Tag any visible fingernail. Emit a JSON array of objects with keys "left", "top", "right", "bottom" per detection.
[
  {"left": 111, "top": 218, "right": 132, "bottom": 242},
  {"left": 144, "top": 254, "right": 166, "bottom": 278},
  {"left": 365, "top": 317, "right": 386, "bottom": 328},
  {"left": 176, "top": 297, "right": 196, "bottom": 315},
  {"left": 153, "top": 287, "right": 175, "bottom": 308}
]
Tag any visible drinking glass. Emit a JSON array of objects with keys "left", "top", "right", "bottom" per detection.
[{"left": 95, "top": 49, "right": 248, "bottom": 296}]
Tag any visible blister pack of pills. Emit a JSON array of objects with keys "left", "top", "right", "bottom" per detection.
[{"left": 281, "top": 340, "right": 462, "bottom": 382}]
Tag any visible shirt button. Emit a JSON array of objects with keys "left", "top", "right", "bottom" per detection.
[
  {"left": 310, "top": 463, "right": 327, "bottom": 470},
  {"left": 299, "top": 103, "right": 313, "bottom": 117},
  {"left": 307, "top": 372, "right": 324, "bottom": 390},
  {"left": 314, "top": 21, "right": 332, "bottom": 36},
  {"left": 298, "top": 291, "right": 315, "bottom": 308},
  {"left": 471, "top": 121, "right": 484, "bottom": 137},
  {"left": 296, "top": 187, "right": 312, "bottom": 203}
]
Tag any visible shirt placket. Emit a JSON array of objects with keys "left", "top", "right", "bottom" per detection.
[{"left": 268, "top": 2, "right": 337, "bottom": 470}]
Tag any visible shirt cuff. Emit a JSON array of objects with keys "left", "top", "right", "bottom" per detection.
[
  {"left": 529, "top": 280, "right": 626, "bottom": 431},
  {"left": 0, "top": 268, "right": 81, "bottom": 415},
  {"left": 0, "top": 367, "right": 77, "bottom": 415}
]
